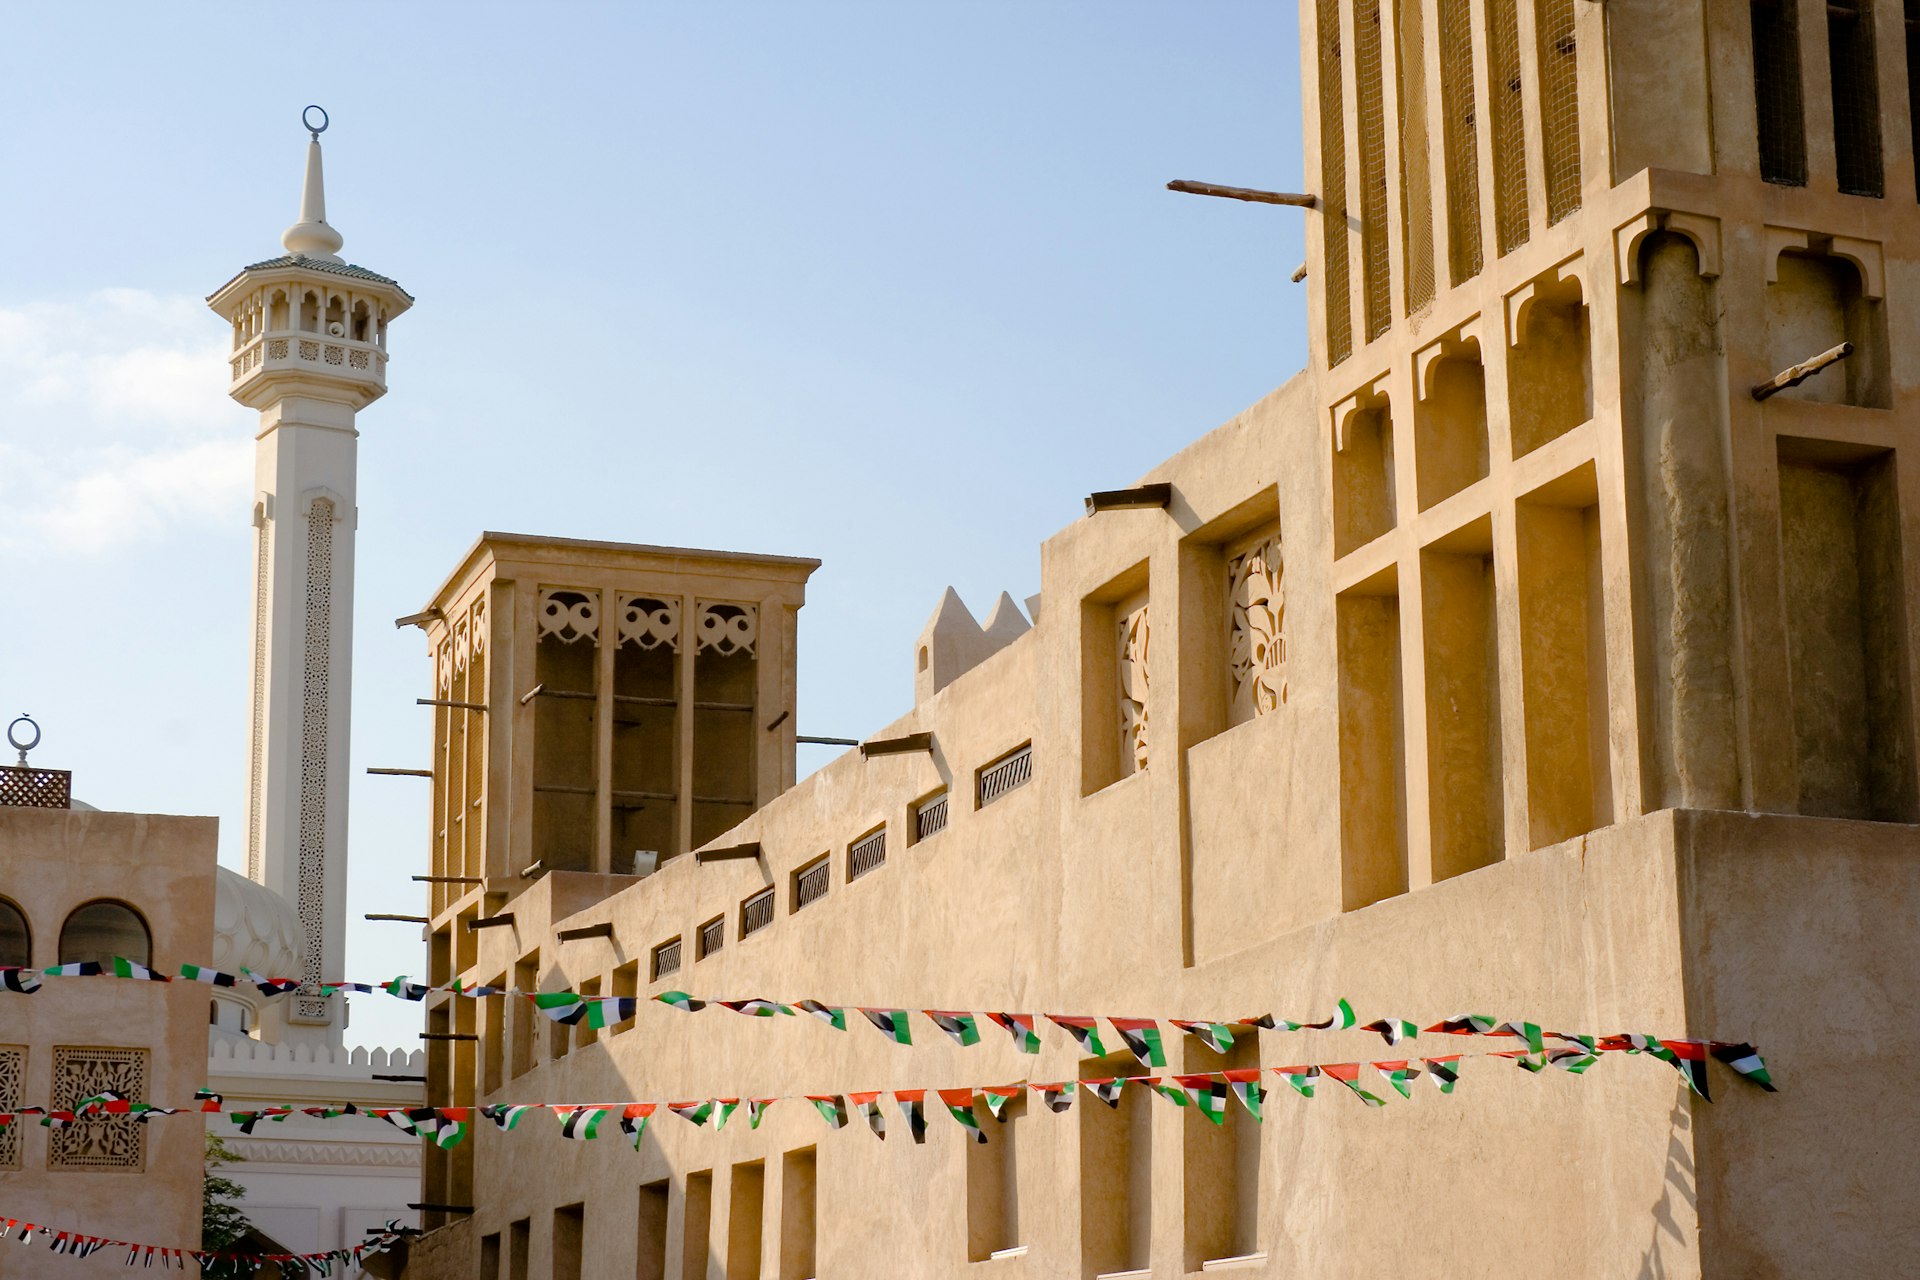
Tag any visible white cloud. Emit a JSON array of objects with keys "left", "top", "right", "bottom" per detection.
[{"left": 0, "top": 289, "right": 249, "bottom": 553}]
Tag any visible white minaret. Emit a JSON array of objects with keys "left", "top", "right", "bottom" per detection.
[{"left": 208, "top": 107, "right": 412, "bottom": 1044}]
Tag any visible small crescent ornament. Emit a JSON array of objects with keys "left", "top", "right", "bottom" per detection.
[
  {"left": 303, "top": 104, "right": 330, "bottom": 138},
  {"left": 7, "top": 714, "right": 41, "bottom": 764}
]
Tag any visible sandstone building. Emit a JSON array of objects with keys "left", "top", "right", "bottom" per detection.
[{"left": 397, "top": 3, "right": 1920, "bottom": 1276}]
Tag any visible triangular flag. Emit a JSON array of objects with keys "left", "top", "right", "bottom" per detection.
[
  {"left": 1221, "top": 1067, "right": 1266, "bottom": 1120},
  {"left": 797, "top": 1000, "right": 847, "bottom": 1030},
  {"left": 556, "top": 1106, "right": 610, "bottom": 1139},
  {"left": 1048, "top": 1015, "right": 1107, "bottom": 1057},
  {"left": 979, "top": 1085, "right": 1021, "bottom": 1121},
  {"left": 0, "top": 968, "right": 41, "bottom": 993},
  {"left": 985, "top": 1012, "right": 1042, "bottom": 1054},
  {"left": 1424, "top": 1056, "right": 1462, "bottom": 1093},
  {"left": 719, "top": 998, "right": 794, "bottom": 1017},
  {"left": 807, "top": 1095, "right": 848, "bottom": 1129},
  {"left": 1319, "top": 1062, "right": 1386, "bottom": 1106},
  {"left": 1110, "top": 1018, "right": 1166, "bottom": 1068},
  {"left": 1080, "top": 1077, "right": 1127, "bottom": 1108},
  {"left": 654, "top": 991, "right": 706, "bottom": 1012},
  {"left": 1491, "top": 1021, "right": 1546, "bottom": 1054},
  {"left": 1032, "top": 1082, "right": 1076, "bottom": 1114},
  {"left": 1363, "top": 1018, "right": 1418, "bottom": 1046},
  {"left": 926, "top": 1010, "right": 982, "bottom": 1047},
  {"left": 747, "top": 1098, "right": 777, "bottom": 1129},
  {"left": 1273, "top": 1065, "right": 1321, "bottom": 1098},
  {"left": 1146, "top": 1077, "right": 1190, "bottom": 1108},
  {"left": 177, "top": 963, "right": 237, "bottom": 987},
  {"left": 848, "top": 1091, "right": 886, "bottom": 1139},
  {"left": 1173, "top": 1074, "right": 1230, "bottom": 1125},
  {"left": 859, "top": 1007, "right": 913, "bottom": 1045},
  {"left": 668, "top": 1100, "right": 715, "bottom": 1127},
  {"left": 713, "top": 1099, "right": 741, "bottom": 1130},
  {"left": 1425, "top": 1013, "right": 1496, "bottom": 1036},
  {"left": 532, "top": 992, "right": 588, "bottom": 1024},
  {"left": 482, "top": 1104, "right": 536, "bottom": 1130},
  {"left": 1373, "top": 1060, "right": 1422, "bottom": 1098},
  {"left": 1710, "top": 1042, "right": 1776, "bottom": 1092},
  {"left": 620, "top": 1103, "right": 656, "bottom": 1149},
  {"left": 1284, "top": 998, "right": 1355, "bottom": 1031},
  {"left": 895, "top": 1090, "right": 928, "bottom": 1143},
  {"left": 936, "top": 1088, "right": 987, "bottom": 1142},
  {"left": 1170, "top": 1019, "right": 1235, "bottom": 1054}
]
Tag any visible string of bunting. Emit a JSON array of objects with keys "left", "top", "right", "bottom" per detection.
[
  {"left": 3, "top": 1031, "right": 1774, "bottom": 1161},
  {"left": 0, "top": 1213, "right": 408, "bottom": 1274}
]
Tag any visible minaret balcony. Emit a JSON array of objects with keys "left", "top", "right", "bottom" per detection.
[{"left": 230, "top": 327, "right": 388, "bottom": 401}]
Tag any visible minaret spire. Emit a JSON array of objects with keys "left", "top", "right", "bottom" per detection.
[{"left": 282, "top": 105, "right": 345, "bottom": 262}]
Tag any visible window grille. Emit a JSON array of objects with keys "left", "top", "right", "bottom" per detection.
[
  {"left": 1488, "top": 0, "right": 1532, "bottom": 252},
  {"left": 1752, "top": 0, "right": 1808, "bottom": 185},
  {"left": 0, "top": 765, "right": 70, "bottom": 809},
  {"left": 1536, "top": 0, "right": 1581, "bottom": 223},
  {"left": 696, "top": 917, "right": 725, "bottom": 959},
  {"left": 1828, "top": 1, "right": 1883, "bottom": 196},
  {"left": 913, "top": 791, "right": 950, "bottom": 842},
  {"left": 1396, "top": 0, "right": 1436, "bottom": 312},
  {"left": 977, "top": 744, "right": 1034, "bottom": 808},
  {"left": 1356, "top": 0, "right": 1393, "bottom": 339},
  {"left": 793, "top": 857, "right": 830, "bottom": 910},
  {"left": 1318, "top": 0, "right": 1353, "bottom": 364},
  {"left": 1437, "top": 0, "right": 1483, "bottom": 283},
  {"left": 740, "top": 888, "right": 774, "bottom": 939},
  {"left": 848, "top": 828, "right": 887, "bottom": 881},
  {"left": 652, "top": 936, "right": 682, "bottom": 979}
]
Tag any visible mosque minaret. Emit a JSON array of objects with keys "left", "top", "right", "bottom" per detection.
[{"left": 206, "top": 107, "right": 412, "bottom": 1044}]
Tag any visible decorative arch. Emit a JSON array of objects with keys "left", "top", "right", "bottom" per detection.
[
  {"left": 0, "top": 897, "right": 30, "bottom": 968},
  {"left": 59, "top": 900, "right": 151, "bottom": 968}
]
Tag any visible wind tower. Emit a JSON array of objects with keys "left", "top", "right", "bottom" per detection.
[{"left": 207, "top": 106, "right": 413, "bottom": 1044}]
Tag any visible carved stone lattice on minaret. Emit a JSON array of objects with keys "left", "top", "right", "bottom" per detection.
[{"left": 206, "top": 107, "right": 413, "bottom": 1042}]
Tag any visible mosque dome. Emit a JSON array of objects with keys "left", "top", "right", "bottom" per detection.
[{"left": 211, "top": 866, "right": 305, "bottom": 979}]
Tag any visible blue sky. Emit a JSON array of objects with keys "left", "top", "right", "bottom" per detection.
[{"left": 0, "top": 5, "right": 1307, "bottom": 1047}]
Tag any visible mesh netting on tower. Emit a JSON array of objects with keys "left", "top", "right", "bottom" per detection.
[
  {"left": 1536, "top": 0, "right": 1582, "bottom": 223},
  {"left": 1319, "top": 0, "right": 1353, "bottom": 365},
  {"left": 1437, "top": 0, "right": 1483, "bottom": 284},
  {"left": 1750, "top": 0, "right": 1808, "bottom": 185},
  {"left": 1488, "top": 0, "right": 1531, "bottom": 253},
  {"left": 1828, "top": 1, "right": 1883, "bottom": 196},
  {"left": 1397, "top": 0, "right": 1436, "bottom": 313},
  {"left": 1356, "top": 0, "right": 1394, "bottom": 339}
]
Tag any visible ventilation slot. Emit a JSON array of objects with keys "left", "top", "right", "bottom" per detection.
[
  {"left": 1356, "top": 0, "right": 1394, "bottom": 339},
  {"left": 792, "top": 856, "right": 830, "bottom": 910},
  {"left": 1437, "top": 0, "right": 1483, "bottom": 283},
  {"left": 1319, "top": 0, "right": 1354, "bottom": 364},
  {"left": 697, "top": 915, "right": 725, "bottom": 959},
  {"left": 913, "top": 790, "right": 950, "bottom": 841},
  {"left": 1489, "top": 0, "right": 1532, "bottom": 251},
  {"left": 1751, "top": 0, "right": 1808, "bottom": 185},
  {"left": 651, "top": 936, "right": 681, "bottom": 980},
  {"left": 1397, "top": 0, "right": 1436, "bottom": 312},
  {"left": 978, "top": 743, "right": 1033, "bottom": 807},
  {"left": 1828, "top": 0, "right": 1883, "bottom": 196},
  {"left": 848, "top": 827, "right": 887, "bottom": 880},
  {"left": 740, "top": 888, "right": 774, "bottom": 939},
  {"left": 1536, "top": 0, "right": 1581, "bottom": 222}
]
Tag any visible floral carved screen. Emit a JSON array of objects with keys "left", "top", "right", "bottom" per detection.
[
  {"left": 1117, "top": 596, "right": 1151, "bottom": 774},
  {"left": 50, "top": 1046, "right": 147, "bottom": 1170},
  {"left": 1227, "top": 531, "right": 1286, "bottom": 724},
  {"left": 0, "top": 1046, "right": 22, "bottom": 1168}
]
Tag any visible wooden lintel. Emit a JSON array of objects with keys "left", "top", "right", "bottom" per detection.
[
  {"left": 557, "top": 923, "right": 616, "bottom": 942},
  {"left": 695, "top": 842, "right": 763, "bottom": 864},
  {"left": 1086, "top": 483, "right": 1174, "bottom": 515},
  {"left": 860, "top": 732, "right": 936, "bottom": 758},
  {"left": 468, "top": 914, "right": 516, "bottom": 930}
]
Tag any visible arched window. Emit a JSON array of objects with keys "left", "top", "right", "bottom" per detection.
[
  {"left": 59, "top": 901, "right": 151, "bottom": 968},
  {"left": 0, "top": 898, "right": 29, "bottom": 968}
]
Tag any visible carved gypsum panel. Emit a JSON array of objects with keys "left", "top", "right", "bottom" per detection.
[
  {"left": 1118, "top": 600, "right": 1150, "bottom": 772},
  {"left": 297, "top": 499, "right": 334, "bottom": 1015},
  {"left": 0, "top": 1046, "right": 21, "bottom": 1168},
  {"left": 620, "top": 596, "right": 681, "bottom": 650},
  {"left": 538, "top": 588, "right": 600, "bottom": 644},
  {"left": 696, "top": 602, "right": 757, "bottom": 656},
  {"left": 49, "top": 1046, "right": 147, "bottom": 1170},
  {"left": 1229, "top": 533, "right": 1287, "bottom": 721}
]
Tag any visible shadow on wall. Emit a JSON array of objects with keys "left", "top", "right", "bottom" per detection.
[{"left": 1636, "top": 1092, "right": 1696, "bottom": 1280}]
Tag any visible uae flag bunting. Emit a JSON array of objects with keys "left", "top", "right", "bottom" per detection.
[
  {"left": 719, "top": 998, "right": 794, "bottom": 1017},
  {"left": 1710, "top": 1042, "right": 1777, "bottom": 1091},
  {"left": 1424, "top": 1057, "right": 1462, "bottom": 1093},
  {"left": 583, "top": 997, "right": 636, "bottom": 1030},
  {"left": 1319, "top": 1062, "right": 1386, "bottom": 1107},
  {"left": 177, "top": 964, "right": 236, "bottom": 987},
  {"left": 1373, "top": 1061, "right": 1421, "bottom": 1098},
  {"left": 1363, "top": 1018, "right": 1418, "bottom": 1046},
  {"left": 245, "top": 970, "right": 301, "bottom": 997},
  {"left": 655, "top": 991, "right": 707, "bottom": 1013},
  {"left": 322, "top": 981, "right": 374, "bottom": 996},
  {"left": 1170, "top": 1019, "right": 1235, "bottom": 1054},
  {"left": 1240, "top": 1014, "right": 1277, "bottom": 1030},
  {"left": 619, "top": 1103, "right": 656, "bottom": 1149},
  {"left": 896, "top": 1090, "right": 928, "bottom": 1143},
  {"left": 42, "top": 961, "right": 101, "bottom": 977},
  {"left": 1546, "top": 1048, "right": 1599, "bottom": 1074},
  {"left": 0, "top": 968, "right": 40, "bottom": 993},
  {"left": 849, "top": 1091, "right": 887, "bottom": 1140},
  {"left": 669, "top": 1100, "right": 716, "bottom": 1128},
  {"left": 382, "top": 977, "right": 432, "bottom": 1001},
  {"left": 808, "top": 1095, "right": 849, "bottom": 1129},
  {"left": 712, "top": 1099, "right": 741, "bottom": 1130},
  {"left": 1426, "top": 1013, "right": 1496, "bottom": 1036},
  {"left": 482, "top": 1104, "right": 536, "bottom": 1131},
  {"left": 747, "top": 1098, "right": 777, "bottom": 1129},
  {"left": 533, "top": 992, "right": 588, "bottom": 1024},
  {"left": 985, "top": 1012, "right": 1042, "bottom": 1055},
  {"left": 798, "top": 1000, "right": 847, "bottom": 1030},
  {"left": 860, "top": 1008, "right": 914, "bottom": 1045},
  {"left": 416, "top": 1108, "right": 470, "bottom": 1150},
  {"left": 1174, "top": 1074, "right": 1230, "bottom": 1125},
  {"left": 936, "top": 1087, "right": 987, "bottom": 1142},
  {"left": 1491, "top": 1021, "right": 1546, "bottom": 1054},
  {"left": 1147, "top": 1078, "right": 1190, "bottom": 1109},
  {"left": 1285, "top": 997, "right": 1356, "bottom": 1031},
  {"left": 979, "top": 1085, "right": 1022, "bottom": 1121},
  {"left": 557, "top": 1106, "right": 610, "bottom": 1139},
  {"left": 194, "top": 1090, "right": 224, "bottom": 1112},
  {"left": 1494, "top": 1049, "right": 1548, "bottom": 1073},
  {"left": 1658, "top": 1038, "right": 1712, "bottom": 1100},
  {"left": 109, "top": 957, "right": 169, "bottom": 982},
  {"left": 1033, "top": 1082, "right": 1076, "bottom": 1114},
  {"left": 926, "top": 1010, "right": 982, "bottom": 1047},
  {"left": 1273, "top": 1065, "right": 1321, "bottom": 1098},
  {"left": 1110, "top": 1018, "right": 1167, "bottom": 1068},
  {"left": 1552, "top": 1032, "right": 1598, "bottom": 1052},
  {"left": 1222, "top": 1068, "right": 1266, "bottom": 1120},
  {"left": 1049, "top": 1015, "right": 1108, "bottom": 1057},
  {"left": 1081, "top": 1077, "right": 1126, "bottom": 1108}
]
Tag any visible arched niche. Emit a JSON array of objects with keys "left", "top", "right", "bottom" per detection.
[
  {"left": 0, "top": 897, "right": 29, "bottom": 968},
  {"left": 59, "top": 900, "right": 152, "bottom": 968}
]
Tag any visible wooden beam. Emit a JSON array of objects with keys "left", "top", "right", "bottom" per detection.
[
  {"left": 418, "top": 1033, "right": 478, "bottom": 1042},
  {"left": 695, "top": 842, "right": 763, "bottom": 864},
  {"left": 468, "top": 914, "right": 515, "bottom": 930},
  {"left": 557, "top": 922, "right": 615, "bottom": 942},
  {"left": 416, "top": 698, "right": 488, "bottom": 712},
  {"left": 1167, "top": 179, "right": 1317, "bottom": 208},
  {"left": 412, "top": 875, "right": 482, "bottom": 885},
  {"left": 1753, "top": 341, "right": 1852, "bottom": 400},
  {"left": 1086, "top": 483, "right": 1174, "bottom": 515},
  {"left": 366, "top": 913, "right": 429, "bottom": 924},
  {"left": 407, "top": 1203, "right": 473, "bottom": 1214},
  {"left": 860, "top": 732, "right": 935, "bottom": 758},
  {"left": 798, "top": 735, "right": 860, "bottom": 746},
  {"left": 367, "top": 767, "right": 434, "bottom": 778}
]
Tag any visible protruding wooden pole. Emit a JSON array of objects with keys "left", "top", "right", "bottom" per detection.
[
  {"left": 1752, "top": 342, "right": 1852, "bottom": 401},
  {"left": 1167, "top": 180, "right": 1317, "bottom": 208}
]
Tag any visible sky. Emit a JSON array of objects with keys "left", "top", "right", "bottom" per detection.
[{"left": 0, "top": 5, "right": 1308, "bottom": 1048}]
